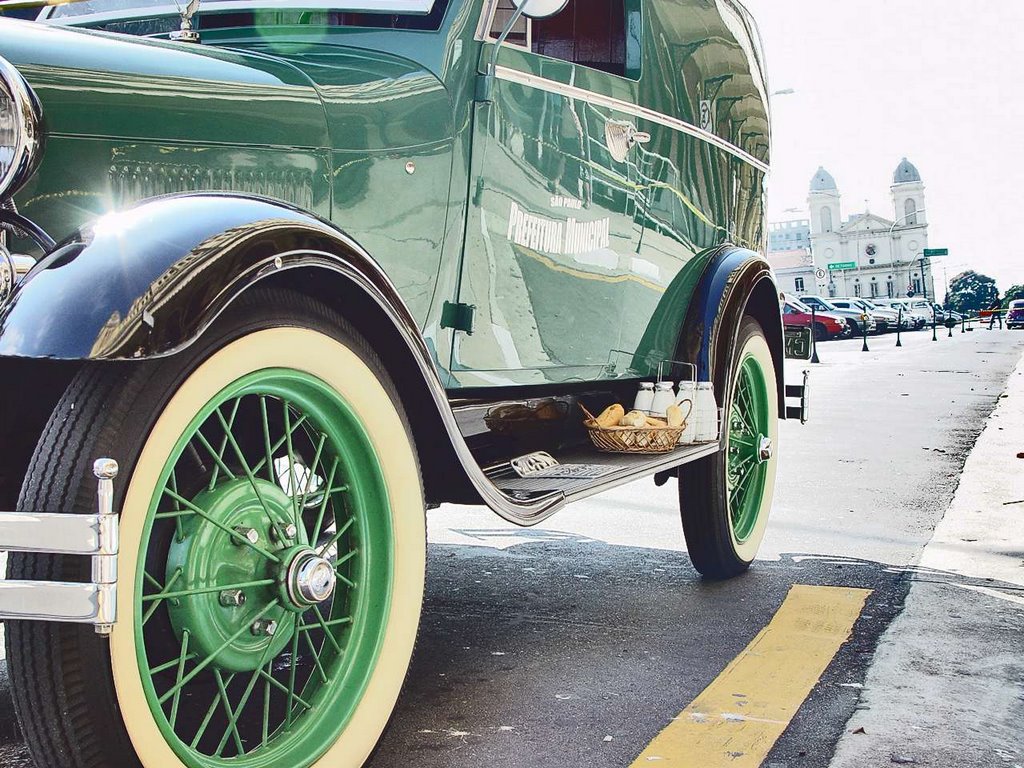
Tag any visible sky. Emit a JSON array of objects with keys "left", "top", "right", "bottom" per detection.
[{"left": 742, "top": 0, "right": 1024, "bottom": 296}]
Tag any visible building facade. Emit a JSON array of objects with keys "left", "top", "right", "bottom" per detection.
[
  {"left": 768, "top": 219, "right": 811, "bottom": 252},
  {"left": 805, "top": 159, "right": 935, "bottom": 301}
]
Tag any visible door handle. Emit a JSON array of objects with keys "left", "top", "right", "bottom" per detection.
[{"left": 628, "top": 127, "right": 651, "bottom": 146}]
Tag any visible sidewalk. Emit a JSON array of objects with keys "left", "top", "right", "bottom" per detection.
[{"left": 830, "top": 350, "right": 1024, "bottom": 768}]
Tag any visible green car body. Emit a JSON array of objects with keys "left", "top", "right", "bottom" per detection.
[
  {"left": 0, "top": 3, "right": 800, "bottom": 767},
  {"left": 1, "top": 0, "right": 771, "bottom": 387}
]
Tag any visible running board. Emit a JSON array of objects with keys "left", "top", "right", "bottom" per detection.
[{"left": 482, "top": 441, "right": 721, "bottom": 524}]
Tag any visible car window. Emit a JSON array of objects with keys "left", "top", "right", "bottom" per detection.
[
  {"left": 489, "top": 0, "right": 636, "bottom": 79},
  {"left": 1011, "top": 300, "right": 1024, "bottom": 309}
]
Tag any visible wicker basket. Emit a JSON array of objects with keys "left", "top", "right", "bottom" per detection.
[{"left": 580, "top": 405, "right": 684, "bottom": 455}]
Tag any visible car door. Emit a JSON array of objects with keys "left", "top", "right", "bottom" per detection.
[{"left": 449, "top": 0, "right": 645, "bottom": 386}]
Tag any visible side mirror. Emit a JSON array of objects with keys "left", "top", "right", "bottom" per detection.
[{"left": 514, "top": 0, "right": 569, "bottom": 18}]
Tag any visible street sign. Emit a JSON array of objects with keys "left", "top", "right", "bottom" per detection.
[
  {"left": 923, "top": 248, "right": 948, "bottom": 257},
  {"left": 828, "top": 261, "right": 856, "bottom": 271},
  {"left": 814, "top": 268, "right": 827, "bottom": 280}
]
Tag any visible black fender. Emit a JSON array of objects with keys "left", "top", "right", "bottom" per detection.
[
  {"left": 0, "top": 193, "right": 421, "bottom": 361},
  {"left": 677, "top": 246, "right": 786, "bottom": 416}
]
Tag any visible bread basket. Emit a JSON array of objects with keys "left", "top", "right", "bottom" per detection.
[{"left": 580, "top": 405, "right": 684, "bottom": 455}]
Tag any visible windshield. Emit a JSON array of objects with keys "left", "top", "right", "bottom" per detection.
[
  {"left": 46, "top": 0, "right": 434, "bottom": 20},
  {"left": 1010, "top": 300, "right": 1024, "bottom": 309}
]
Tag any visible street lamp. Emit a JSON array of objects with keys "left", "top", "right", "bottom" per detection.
[{"left": 888, "top": 207, "right": 927, "bottom": 298}]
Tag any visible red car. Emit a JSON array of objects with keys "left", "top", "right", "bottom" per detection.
[{"left": 782, "top": 298, "right": 850, "bottom": 340}]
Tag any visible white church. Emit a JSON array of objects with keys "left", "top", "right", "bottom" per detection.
[{"left": 806, "top": 159, "right": 936, "bottom": 301}]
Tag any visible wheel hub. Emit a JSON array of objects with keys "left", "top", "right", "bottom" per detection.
[
  {"left": 757, "top": 435, "right": 773, "bottom": 463},
  {"left": 165, "top": 478, "right": 302, "bottom": 673},
  {"left": 286, "top": 550, "right": 337, "bottom": 608}
]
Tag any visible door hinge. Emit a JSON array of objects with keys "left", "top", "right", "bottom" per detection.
[{"left": 441, "top": 301, "right": 476, "bottom": 335}]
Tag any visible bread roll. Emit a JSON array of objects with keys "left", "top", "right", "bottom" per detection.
[
  {"left": 619, "top": 410, "right": 648, "bottom": 428},
  {"left": 595, "top": 404, "right": 625, "bottom": 427},
  {"left": 666, "top": 404, "right": 685, "bottom": 428}
]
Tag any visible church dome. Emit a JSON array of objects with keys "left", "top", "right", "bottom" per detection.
[
  {"left": 809, "top": 166, "right": 838, "bottom": 192},
  {"left": 893, "top": 157, "right": 922, "bottom": 184}
]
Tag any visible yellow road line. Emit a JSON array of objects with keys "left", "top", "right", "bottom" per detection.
[{"left": 630, "top": 584, "right": 871, "bottom": 768}]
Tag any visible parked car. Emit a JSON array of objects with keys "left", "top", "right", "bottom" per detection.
[
  {"left": 798, "top": 294, "right": 877, "bottom": 335},
  {"left": 832, "top": 297, "right": 902, "bottom": 333},
  {"left": 873, "top": 298, "right": 929, "bottom": 330},
  {"left": 0, "top": 3, "right": 806, "bottom": 767},
  {"left": 1008, "top": 299, "right": 1024, "bottom": 329},
  {"left": 781, "top": 298, "right": 849, "bottom": 340},
  {"left": 827, "top": 298, "right": 886, "bottom": 333}
]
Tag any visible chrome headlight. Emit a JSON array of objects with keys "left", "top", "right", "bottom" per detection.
[{"left": 0, "top": 55, "right": 43, "bottom": 199}]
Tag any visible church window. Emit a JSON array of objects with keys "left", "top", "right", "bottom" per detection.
[
  {"left": 794, "top": 277, "right": 805, "bottom": 292},
  {"left": 821, "top": 207, "right": 833, "bottom": 233},
  {"left": 853, "top": 283, "right": 862, "bottom": 297},
  {"left": 912, "top": 277, "right": 922, "bottom": 294},
  {"left": 904, "top": 198, "right": 917, "bottom": 225},
  {"left": 869, "top": 281, "right": 879, "bottom": 298},
  {"left": 887, "top": 280, "right": 895, "bottom": 298}
]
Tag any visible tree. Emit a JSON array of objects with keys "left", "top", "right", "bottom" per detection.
[
  {"left": 1003, "top": 284, "right": 1024, "bottom": 309},
  {"left": 945, "top": 270, "right": 998, "bottom": 314}
]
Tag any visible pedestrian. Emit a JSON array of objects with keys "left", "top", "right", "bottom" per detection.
[{"left": 988, "top": 295, "right": 1003, "bottom": 330}]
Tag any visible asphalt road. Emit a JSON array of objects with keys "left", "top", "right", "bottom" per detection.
[{"left": 1, "top": 326, "right": 1022, "bottom": 767}]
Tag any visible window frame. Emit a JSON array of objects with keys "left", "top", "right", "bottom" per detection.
[{"left": 479, "top": 0, "right": 642, "bottom": 82}]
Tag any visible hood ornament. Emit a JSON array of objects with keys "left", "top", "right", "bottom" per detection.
[{"left": 169, "top": 0, "right": 201, "bottom": 43}]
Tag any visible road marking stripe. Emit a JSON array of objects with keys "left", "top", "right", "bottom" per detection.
[{"left": 629, "top": 584, "right": 872, "bottom": 767}]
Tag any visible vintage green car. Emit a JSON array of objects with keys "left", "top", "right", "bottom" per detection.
[{"left": 0, "top": 0, "right": 806, "bottom": 765}]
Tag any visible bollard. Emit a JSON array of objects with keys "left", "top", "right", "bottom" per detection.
[
  {"left": 932, "top": 309, "right": 938, "bottom": 341},
  {"left": 862, "top": 313, "right": 869, "bottom": 352},
  {"left": 896, "top": 307, "right": 903, "bottom": 347},
  {"left": 961, "top": 315, "right": 966, "bottom": 334},
  {"left": 810, "top": 306, "right": 821, "bottom": 364},
  {"left": 948, "top": 318, "right": 954, "bottom": 338}
]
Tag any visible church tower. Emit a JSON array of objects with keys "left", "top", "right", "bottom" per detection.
[
  {"left": 891, "top": 157, "right": 926, "bottom": 226},
  {"left": 808, "top": 166, "right": 841, "bottom": 236}
]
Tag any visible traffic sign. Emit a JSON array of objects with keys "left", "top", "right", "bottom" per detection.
[
  {"left": 814, "top": 268, "right": 827, "bottom": 280},
  {"left": 828, "top": 261, "right": 856, "bottom": 271},
  {"left": 923, "top": 248, "right": 948, "bottom": 257}
]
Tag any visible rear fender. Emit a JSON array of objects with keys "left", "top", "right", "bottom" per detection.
[{"left": 677, "top": 247, "right": 786, "bottom": 416}]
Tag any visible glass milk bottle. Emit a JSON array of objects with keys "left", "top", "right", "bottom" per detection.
[
  {"left": 632, "top": 382, "right": 655, "bottom": 414},
  {"left": 650, "top": 381, "right": 676, "bottom": 417}
]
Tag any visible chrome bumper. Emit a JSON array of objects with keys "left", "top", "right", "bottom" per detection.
[
  {"left": 0, "top": 459, "right": 119, "bottom": 634},
  {"left": 785, "top": 370, "right": 810, "bottom": 424}
]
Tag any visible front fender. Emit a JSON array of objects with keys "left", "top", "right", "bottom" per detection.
[
  {"left": 0, "top": 193, "right": 415, "bottom": 360},
  {"left": 678, "top": 247, "right": 785, "bottom": 415}
]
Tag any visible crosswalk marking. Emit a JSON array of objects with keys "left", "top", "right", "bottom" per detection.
[{"left": 629, "top": 584, "right": 871, "bottom": 767}]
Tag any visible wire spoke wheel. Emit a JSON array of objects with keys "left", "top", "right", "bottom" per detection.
[
  {"left": 726, "top": 354, "right": 771, "bottom": 543},
  {"left": 137, "top": 370, "right": 392, "bottom": 767},
  {"left": 679, "top": 317, "right": 778, "bottom": 578}
]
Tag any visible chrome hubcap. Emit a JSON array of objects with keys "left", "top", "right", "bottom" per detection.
[
  {"left": 757, "top": 435, "right": 773, "bottom": 464},
  {"left": 286, "top": 550, "right": 337, "bottom": 608}
]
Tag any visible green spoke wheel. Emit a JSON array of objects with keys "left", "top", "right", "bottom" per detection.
[
  {"left": 138, "top": 371, "right": 391, "bottom": 765},
  {"left": 678, "top": 316, "right": 779, "bottom": 578},
  {"left": 726, "top": 355, "right": 771, "bottom": 543},
  {"left": 7, "top": 289, "right": 426, "bottom": 768}
]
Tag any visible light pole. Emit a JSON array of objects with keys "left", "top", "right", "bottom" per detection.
[{"left": 888, "top": 208, "right": 927, "bottom": 298}]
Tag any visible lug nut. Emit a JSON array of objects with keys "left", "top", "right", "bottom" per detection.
[
  {"left": 251, "top": 619, "right": 278, "bottom": 637},
  {"left": 232, "top": 526, "right": 260, "bottom": 546},
  {"left": 271, "top": 522, "right": 298, "bottom": 543},
  {"left": 219, "top": 589, "right": 246, "bottom": 607}
]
